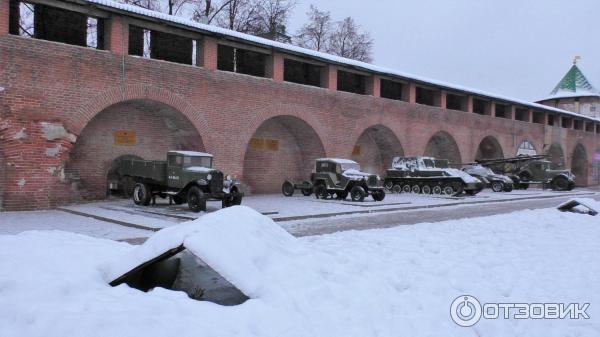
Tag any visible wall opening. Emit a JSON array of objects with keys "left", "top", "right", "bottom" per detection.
[
  {"left": 337, "top": 70, "right": 366, "bottom": 95},
  {"left": 561, "top": 117, "right": 572, "bottom": 128},
  {"left": 424, "top": 131, "right": 462, "bottom": 166},
  {"left": 128, "top": 25, "right": 195, "bottom": 65},
  {"left": 66, "top": 100, "right": 204, "bottom": 200},
  {"left": 544, "top": 143, "right": 565, "bottom": 169},
  {"left": 475, "top": 136, "right": 504, "bottom": 161},
  {"left": 446, "top": 93, "right": 466, "bottom": 111},
  {"left": 242, "top": 116, "right": 325, "bottom": 194},
  {"left": 494, "top": 103, "right": 509, "bottom": 118},
  {"left": 593, "top": 148, "right": 600, "bottom": 185},
  {"left": 585, "top": 122, "right": 594, "bottom": 133},
  {"left": 217, "top": 44, "right": 267, "bottom": 77},
  {"left": 0, "top": 149, "right": 5, "bottom": 211},
  {"left": 283, "top": 59, "right": 322, "bottom": 87},
  {"left": 571, "top": 144, "right": 588, "bottom": 186},
  {"left": 9, "top": 1, "right": 104, "bottom": 49},
  {"left": 380, "top": 79, "right": 404, "bottom": 101},
  {"left": 351, "top": 125, "right": 403, "bottom": 175},
  {"left": 532, "top": 111, "right": 545, "bottom": 124},
  {"left": 547, "top": 114, "right": 555, "bottom": 126},
  {"left": 473, "top": 98, "right": 491, "bottom": 115},
  {"left": 515, "top": 108, "right": 530, "bottom": 122},
  {"left": 415, "top": 86, "right": 437, "bottom": 106},
  {"left": 573, "top": 120, "right": 583, "bottom": 131}
]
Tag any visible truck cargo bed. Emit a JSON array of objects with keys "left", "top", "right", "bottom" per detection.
[{"left": 118, "top": 159, "right": 167, "bottom": 185}]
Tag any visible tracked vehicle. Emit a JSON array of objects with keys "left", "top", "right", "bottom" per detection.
[
  {"left": 384, "top": 156, "right": 484, "bottom": 196},
  {"left": 282, "top": 158, "right": 385, "bottom": 202},
  {"left": 113, "top": 151, "right": 243, "bottom": 212}
]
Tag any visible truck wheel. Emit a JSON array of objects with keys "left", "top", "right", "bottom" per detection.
[
  {"left": 552, "top": 176, "right": 569, "bottom": 191},
  {"left": 392, "top": 185, "right": 402, "bottom": 194},
  {"left": 503, "top": 184, "right": 513, "bottom": 192},
  {"left": 231, "top": 188, "right": 243, "bottom": 205},
  {"left": 350, "top": 186, "right": 366, "bottom": 202},
  {"left": 301, "top": 182, "right": 313, "bottom": 196},
  {"left": 491, "top": 181, "right": 504, "bottom": 192},
  {"left": 421, "top": 185, "right": 431, "bottom": 195},
  {"left": 133, "top": 183, "right": 152, "bottom": 206},
  {"left": 432, "top": 186, "right": 442, "bottom": 195},
  {"left": 372, "top": 190, "right": 385, "bottom": 201},
  {"left": 282, "top": 181, "right": 294, "bottom": 197},
  {"left": 222, "top": 197, "right": 231, "bottom": 208},
  {"left": 187, "top": 186, "right": 206, "bottom": 212},
  {"left": 315, "top": 184, "right": 328, "bottom": 199},
  {"left": 518, "top": 173, "right": 531, "bottom": 190}
]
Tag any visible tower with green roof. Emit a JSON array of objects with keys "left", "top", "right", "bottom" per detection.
[{"left": 537, "top": 58, "right": 600, "bottom": 118}]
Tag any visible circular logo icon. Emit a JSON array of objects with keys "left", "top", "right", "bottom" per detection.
[{"left": 450, "top": 295, "right": 482, "bottom": 327}]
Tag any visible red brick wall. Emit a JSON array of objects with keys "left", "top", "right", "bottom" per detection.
[{"left": 1, "top": 26, "right": 599, "bottom": 210}]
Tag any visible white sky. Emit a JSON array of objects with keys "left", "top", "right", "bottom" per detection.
[{"left": 287, "top": 0, "right": 600, "bottom": 102}]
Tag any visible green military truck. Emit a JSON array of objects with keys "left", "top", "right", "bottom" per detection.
[{"left": 114, "top": 151, "right": 243, "bottom": 212}]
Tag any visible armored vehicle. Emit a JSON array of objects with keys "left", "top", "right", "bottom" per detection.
[
  {"left": 476, "top": 155, "right": 575, "bottom": 191},
  {"left": 462, "top": 164, "right": 514, "bottom": 192},
  {"left": 281, "top": 158, "right": 385, "bottom": 202},
  {"left": 113, "top": 151, "right": 243, "bottom": 212},
  {"left": 384, "top": 157, "right": 484, "bottom": 196}
]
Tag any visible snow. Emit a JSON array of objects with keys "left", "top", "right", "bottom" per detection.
[
  {"left": 184, "top": 166, "right": 212, "bottom": 173},
  {"left": 341, "top": 168, "right": 371, "bottom": 178},
  {"left": 317, "top": 158, "right": 358, "bottom": 164},
  {"left": 1, "top": 206, "right": 599, "bottom": 336},
  {"left": 81, "top": 0, "right": 600, "bottom": 124},
  {"left": 168, "top": 151, "right": 213, "bottom": 157},
  {"left": 541, "top": 90, "right": 600, "bottom": 101}
]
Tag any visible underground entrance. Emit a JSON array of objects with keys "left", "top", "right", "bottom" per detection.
[
  {"left": 242, "top": 115, "right": 326, "bottom": 194},
  {"left": 66, "top": 99, "right": 205, "bottom": 200}
]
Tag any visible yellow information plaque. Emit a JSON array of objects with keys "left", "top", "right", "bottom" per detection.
[{"left": 114, "top": 130, "right": 136, "bottom": 146}]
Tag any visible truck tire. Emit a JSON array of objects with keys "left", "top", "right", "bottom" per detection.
[
  {"left": 301, "top": 182, "right": 313, "bottom": 196},
  {"left": 187, "top": 186, "right": 207, "bottom": 212},
  {"left": 491, "top": 181, "right": 504, "bottom": 192},
  {"left": 503, "top": 184, "right": 513, "bottom": 192},
  {"left": 231, "top": 189, "right": 243, "bottom": 205},
  {"left": 336, "top": 191, "right": 348, "bottom": 200},
  {"left": 315, "top": 184, "right": 328, "bottom": 199},
  {"left": 282, "top": 181, "right": 294, "bottom": 197},
  {"left": 133, "top": 183, "right": 152, "bottom": 206},
  {"left": 350, "top": 186, "right": 366, "bottom": 202},
  {"left": 551, "top": 176, "right": 570, "bottom": 191},
  {"left": 372, "top": 190, "right": 385, "bottom": 201},
  {"left": 518, "top": 173, "right": 531, "bottom": 190}
]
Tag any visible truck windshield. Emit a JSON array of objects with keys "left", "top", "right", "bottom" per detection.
[
  {"left": 183, "top": 156, "right": 212, "bottom": 168},
  {"left": 340, "top": 162, "right": 361, "bottom": 172}
]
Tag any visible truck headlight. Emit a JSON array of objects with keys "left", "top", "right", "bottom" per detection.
[
  {"left": 207, "top": 174, "right": 212, "bottom": 181},
  {"left": 226, "top": 175, "right": 232, "bottom": 181}
]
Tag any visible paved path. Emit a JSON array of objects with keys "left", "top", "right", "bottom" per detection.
[{"left": 287, "top": 194, "right": 600, "bottom": 237}]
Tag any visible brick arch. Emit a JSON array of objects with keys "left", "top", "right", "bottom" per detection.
[
  {"left": 475, "top": 135, "right": 504, "bottom": 160},
  {"left": 423, "top": 130, "right": 462, "bottom": 165},
  {"left": 350, "top": 124, "right": 404, "bottom": 175},
  {"left": 241, "top": 115, "right": 327, "bottom": 194},
  {"left": 0, "top": 146, "right": 4, "bottom": 211},
  {"left": 544, "top": 142, "right": 566, "bottom": 169},
  {"left": 70, "top": 85, "right": 211, "bottom": 144},
  {"left": 571, "top": 143, "right": 588, "bottom": 186}
]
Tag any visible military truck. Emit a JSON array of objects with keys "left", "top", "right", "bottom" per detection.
[
  {"left": 476, "top": 155, "right": 575, "bottom": 191},
  {"left": 384, "top": 156, "right": 484, "bottom": 196},
  {"left": 462, "top": 164, "right": 514, "bottom": 192},
  {"left": 281, "top": 158, "right": 385, "bottom": 202},
  {"left": 113, "top": 151, "right": 243, "bottom": 212}
]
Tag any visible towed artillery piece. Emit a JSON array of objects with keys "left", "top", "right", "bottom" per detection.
[
  {"left": 383, "top": 156, "right": 485, "bottom": 196},
  {"left": 282, "top": 158, "right": 386, "bottom": 202},
  {"left": 475, "top": 155, "right": 575, "bottom": 191},
  {"left": 112, "top": 151, "right": 243, "bottom": 212}
]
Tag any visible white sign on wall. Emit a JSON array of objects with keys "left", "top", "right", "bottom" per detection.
[{"left": 517, "top": 140, "right": 537, "bottom": 156}]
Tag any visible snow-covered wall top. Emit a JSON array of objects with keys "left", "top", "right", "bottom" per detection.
[{"left": 78, "top": 0, "right": 600, "bottom": 123}]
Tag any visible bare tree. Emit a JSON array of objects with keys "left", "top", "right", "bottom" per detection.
[
  {"left": 166, "top": 0, "right": 193, "bottom": 15},
  {"left": 248, "top": 0, "right": 296, "bottom": 42},
  {"left": 294, "top": 5, "right": 331, "bottom": 52},
  {"left": 119, "top": 0, "right": 161, "bottom": 11},
  {"left": 327, "top": 17, "right": 373, "bottom": 62}
]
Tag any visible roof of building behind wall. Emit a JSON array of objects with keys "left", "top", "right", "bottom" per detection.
[
  {"left": 78, "top": 0, "right": 600, "bottom": 123},
  {"left": 541, "top": 64, "right": 600, "bottom": 101}
]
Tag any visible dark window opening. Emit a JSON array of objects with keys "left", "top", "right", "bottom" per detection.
[
  {"left": 9, "top": 1, "right": 104, "bottom": 49},
  {"left": 446, "top": 94, "right": 466, "bottom": 111},
  {"left": 283, "top": 59, "right": 321, "bottom": 87},
  {"left": 128, "top": 25, "right": 145, "bottom": 56},
  {"left": 494, "top": 103, "right": 509, "bottom": 118},
  {"left": 217, "top": 44, "right": 266, "bottom": 77},
  {"left": 547, "top": 114, "right": 555, "bottom": 126},
  {"left": 337, "top": 70, "right": 366, "bottom": 94},
  {"left": 532, "top": 111, "right": 545, "bottom": 124},
  {"left": 380, "top": 79, "right": 404, "bottom": 101},
  {"left": 561, "top": 117, "right": 572, "bottom": 128},
  {"left": 416, "top": 87, "right": 435, "bottom": 106},
  {"left": 596, "top": 124, "right": 600, "bottom": 134},
  {"left": 585, "top": 122, "right": 594, "bottom": 132},
  {"left": 128, "top": 26, "right": 197, "bottom": 66},
  {"left": 515, "top": 108, "right": 530, "bottom": 121},
  {"left": 573, "top": 120, "right": 583, "bottom": 130},
  {"left": 473, "top": 98, "right": 490, "bottom": 115}
]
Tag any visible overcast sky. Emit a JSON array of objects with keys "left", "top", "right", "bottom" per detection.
[{"left": 287, "top": 0, "right": 600, "bottom": 102}]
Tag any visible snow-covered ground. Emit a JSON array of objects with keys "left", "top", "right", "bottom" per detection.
[{"left": 0, "top": 205, "right": 598, "bottom": 337}]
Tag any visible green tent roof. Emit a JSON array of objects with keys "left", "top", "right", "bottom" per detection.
[{"left": 548, "top": 64, "right": 598, "bottom": 98}]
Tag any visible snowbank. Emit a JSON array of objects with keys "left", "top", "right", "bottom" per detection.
[{"left": 1, "top": 207, "right": 599, "bottom": 337}]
